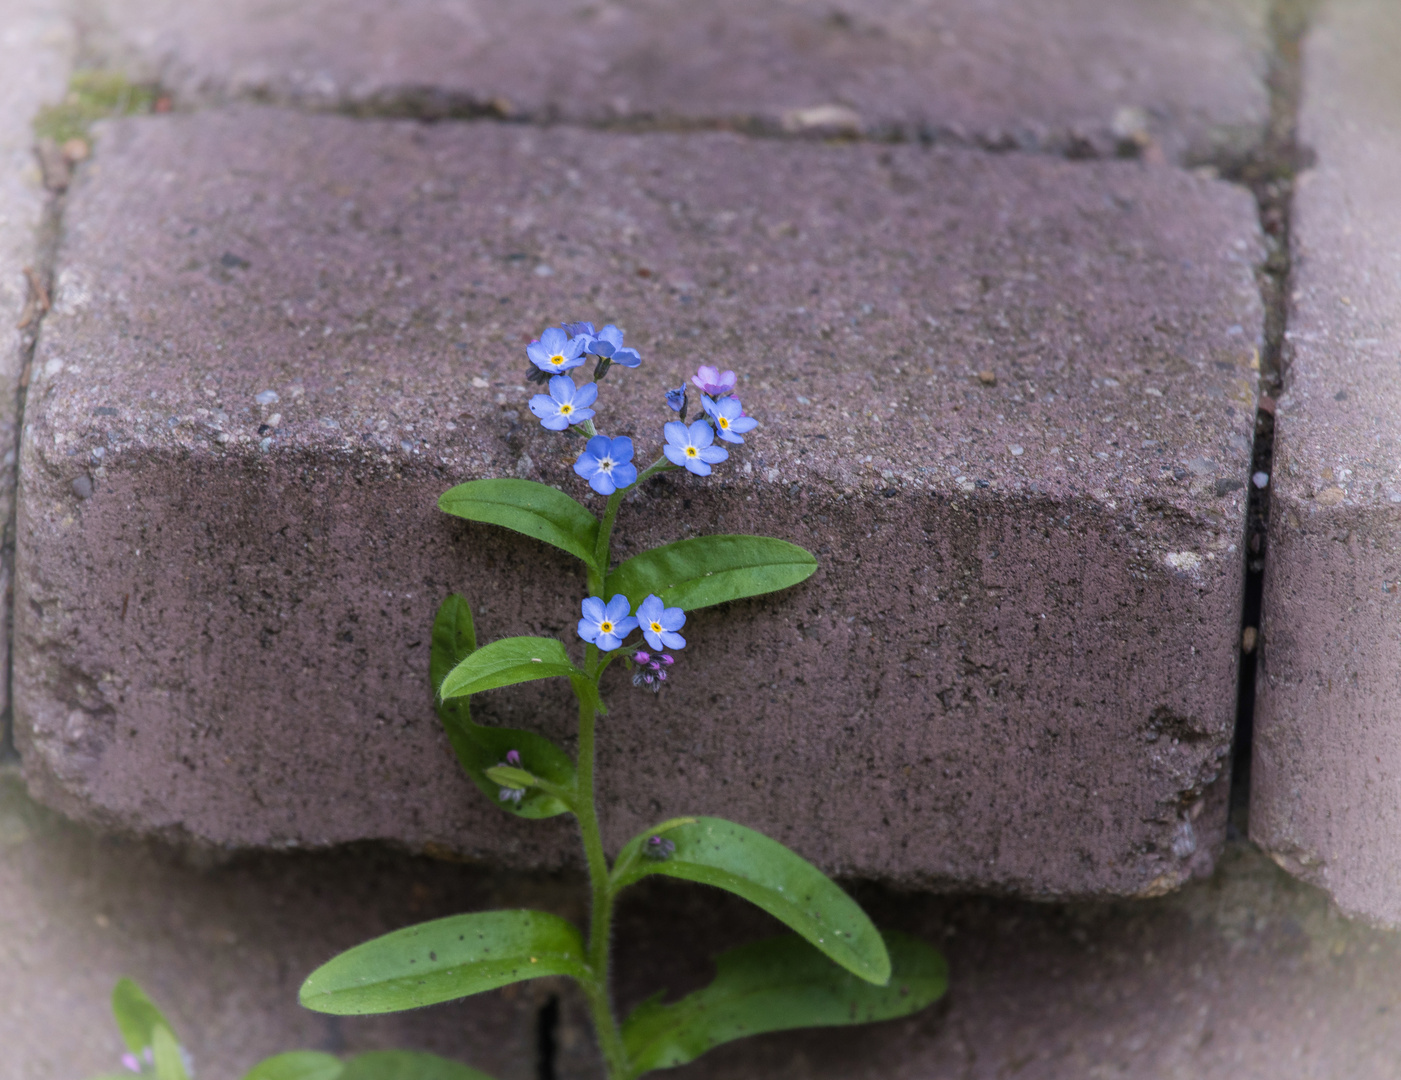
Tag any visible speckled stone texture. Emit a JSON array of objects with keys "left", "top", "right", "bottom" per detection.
[
  {"left": 17, "top": 109, "right": 1262, "bottom": 898},
  {"left": 89, "top": 0, "right": 1269, "bottom": 163},
  {"left": 1251, "top": 0, "right": 1401, "bottom": 926}
]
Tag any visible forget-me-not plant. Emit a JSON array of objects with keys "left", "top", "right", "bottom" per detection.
[{"left": 278, "top": 320, "right": 947, "bottom": 1080}]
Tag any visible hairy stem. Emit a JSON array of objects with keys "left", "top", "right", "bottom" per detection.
[{"left": 575, "top": 688, "right": 627, "bottom": 1078}]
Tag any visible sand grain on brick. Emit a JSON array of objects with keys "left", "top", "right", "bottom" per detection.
[
  {"left": 17, "top": 109, "right": 1262, "bottom": 898},
  {"left": 1252, "top": 0, "right": 1401, "bottom": 925}
]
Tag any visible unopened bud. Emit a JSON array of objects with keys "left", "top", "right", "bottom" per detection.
[
  {"left": 506, "top": 749, "right": 522, "bottom": 767},
  {"left": 643, "top": 835, "right": 677, "bottom": 861}
]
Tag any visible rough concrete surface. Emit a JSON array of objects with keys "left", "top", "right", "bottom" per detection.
[
  {"left": 8, "top": 766, "right": 1401, "bottom": 1080},
  {"left": 17, "top": 108, "right": 1263, "bottom": 899},
  {"left": 85, "top": 0, "right": 1269, "bottom": 163},
  {"left": 0, "top": 769, "right": 558, "bottom": 1080},
  {"left": 1251, "top": 0, "right": 1401, "bottom": 926}
]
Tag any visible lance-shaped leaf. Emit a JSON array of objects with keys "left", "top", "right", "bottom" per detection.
[
  {"left": 243, "top": 1052, "right": 345, "bottom": 1080},
  {"left": 152, "top": 1024, "right": 190, "bottom": 1080},
  {"left": 440, "top": 636, "right": 583, "bottom": 700},
  {"left": 112, "top": 978, "right": 174, "bottom": 1056},
  {"left": 341, "top": 1051, "right": 497, "bottom": 1080},
  {"left": 431, "top": 596, "right": 577, "bottom": 818},
  {"left": 621, "top": 932, "right": 947, "bottom": 1075},
  {"left": 440, "top": 479, "right": 600, "bottom": 568},
  {"left": 611, "top": 818, "right": 889, "bottom": 985},
  {"left": 300, "top": 910, "right": 590, "bottom": 1015},
  {"left": 605, "top": 535, "right": 816, "bottom": 612}
]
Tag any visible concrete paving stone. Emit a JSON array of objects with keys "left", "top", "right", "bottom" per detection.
[
  {"left": 86, "top": 0, "right": 1270, "bottom": 164},
  {"left": 0, "top": 0, "right": 76, "bottom": 732},
  {"left": 0, "top": 769, "right": 556, "bottom": 1080},
  {"left": 11, "top": 763, "right": 1401, "bottom": 1080},
  {"left": 1251, "top": 0, "right": 1401, "bottom": 926},
  {"left": 17, "top": 108, "right": 1263, "bottom": 899},
  {"left": 558, "top": 841, "right": 1401, "bottom": 1079}
]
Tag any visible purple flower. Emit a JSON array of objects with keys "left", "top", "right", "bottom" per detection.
[
  {"left": 637, "top": 594, "right": 686, "bottom": 651},
  {"left": 574, "top": 435, "right": 638, "bottom": 495},
  {"left": 702, "top": 394, "right": 758, "bottom": 444},
  {"left": 589, "top": 324, "right": 641, "bottom": 368},
  {"left": 527, "top": 326, "right": 587, "bottom": 375},
  {"left": 691, "top": 365, "right": 736, "bottom": 397},
  {"left": 506, "top": 749, "right": 522, "bottom": 767},
  {"left": 663, "top": 419, "right": 728, "bottom": 476},
  {"left": 578, "top": 594, "right": 638, "bottom": 652},
  {"left": 529, "top": 375, "right": 597, "bottom": 431}
]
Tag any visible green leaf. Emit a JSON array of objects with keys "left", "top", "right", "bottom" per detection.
[
  {"left": 112, "top": 978, "right": 173, "bottom": 1055},
  {"left": 611, "top": 818, "right": 889, "bottom": 985},
  {"left": 430, "top": 594, "right": 478, "bottom": 713},
  {"left": 341, "top": 1051, "right": 496, "bottom": 1080},
  {"left": 152, "top": 1025, "right": 190, "bottom": 1080},
  {"left": 622, "top": 932, "right": 947, "bottom": 1075},
  {"left": 243, "top": 1052, "right": 345, "bottom": 1080},
  {"left": 439, "top": 636, "right": 583, "bottom": 700},
  {"left": 430, "top": 597, "right": 577, "bottom": 819},
  {"left": 440, "top": 479, "right": 599, "bottom": 568},
  {"left": 300, "top": 910, "right": 590, "bottom": 1015},
  {"left": 605, "top": 535, "right": 816, "bottom": 613},
  {"left": 484, "top": 765, "right": 538, "bottom": 789}
]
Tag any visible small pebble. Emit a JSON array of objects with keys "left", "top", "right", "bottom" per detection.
[
  {"left": 266, "top": 413, "right": 282, "bottom": 428},
  {"left": 1008, "top": 444, "right": 1024, "bottom": 456},
  {"left": 72, "top": 475, "right": 93, "bottom": 499},
  {"left": 255, "top": 390, "right": 279, "bottom": 405},
  {"left": 533, "top": 264, "right": 554, "bottom": 277},
  {"left": 978, "top": 370, "right": 997, "bottom": 386},
  {"left": 1252, "top": 471, "right": 1269, "bottom": 488},
  {"left": 1242, "top": 626, "right": 1258, "bottom": 653}
]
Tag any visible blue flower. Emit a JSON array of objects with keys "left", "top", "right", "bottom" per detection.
[
  {"left": 589, "top": 324, "right": 641, "bottom": 368},
  {"left": 663, "top": 419, "right": 729, "bottom": 476},
  {"left": 637, "top": 594, "right": 686, "bottom": 651},
  {"left": 666, "top": 385, "right": 687, "bottom": 416},
  {"left": 529, "top": 376, "right": 597, "bottom": 430},
  {"left": 702, "top": 394, "right": 758, "bottom": 444},
  {"left": 562, "top": 321, "right": 596, "bottom": 340},
  {"left": 527, "top": 326, "right": 587, "bottom": 374},
  {"left": 578, "top": 594, "right": 638, "bottom": 652},
  {"left": 574, "top": 435, "right": 638, "bottom": 495}
]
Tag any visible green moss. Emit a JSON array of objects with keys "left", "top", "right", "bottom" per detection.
[{"left": 33, "top": 70, "right": 158, "bottom": 144}]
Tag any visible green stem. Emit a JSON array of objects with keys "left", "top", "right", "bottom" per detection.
[
  {"left": 574, "top": 454, "right": 677, "bottom": 1079},
  {"left": 575, "top": 688, "right": 628, "bottom": 1078}
]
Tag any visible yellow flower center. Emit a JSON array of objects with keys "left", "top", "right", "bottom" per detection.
[
  {"left": 559, "top": 404, "right": 573, "bottom": 415},
  {"left": 685, "top": 446, "right": 698, "bottom": 457},
  {"left": 717, "top": 416, "right": 730, "bottom": 429},
  {"left": 550, "top": 354, "right": 566, "bottom": 366},
  {"left": 650, "top": 621, "right": 663, "bottom": 633},
  {"left": 599, "top": 621, "right": 613, "bottom": 634}
]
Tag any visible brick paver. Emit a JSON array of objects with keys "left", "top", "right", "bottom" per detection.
[
  {"left": 1251, "top": 0, "right": 1401, "bottom": 926},
  {"left": 0, "top": 770, "right": 546, "bottom": 1080},
  {"left": 7, "top": 767, "right": 1401, "bottom": 1080},
  {"left": 17, "top": 108, "right": 1262, "bottom": 898},
  {"left": 92, "top": 0, "right": 1269, "bottom": 163}
]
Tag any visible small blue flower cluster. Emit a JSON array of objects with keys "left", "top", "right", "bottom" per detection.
[
  {"left": 522, "top": 322, "right": 760, "bottom": 494},
  {"left": 578, "top": 592, "right": 685, "bottom": 691}
]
